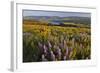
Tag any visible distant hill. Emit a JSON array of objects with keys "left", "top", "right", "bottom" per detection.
[{"left": 23, "top": 16, "right": 91, "bottom": 26}]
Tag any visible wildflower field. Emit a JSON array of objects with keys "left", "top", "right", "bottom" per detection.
[{"left": 23, "top": 19, "right": 91, "bottom": 62}]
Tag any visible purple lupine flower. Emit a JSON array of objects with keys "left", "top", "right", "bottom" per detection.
[
  {"left": 68, "top": 47, "right": 73, "bottom": 58},
  {"left": 53, "top": 45, "right": 57, "bottom": 49},
  {"left": 60, "top": 35, "right": 64, "bottom": 43},
  {"left": 59, "top": 43, "right": 64, "bottom": 49},
  {"left": 63, "top": 47, "right": 69, "bottom": 60},
  {"left": 58, "top": 49, "right": 62, "bottom": 60},
  {"left": 63, "top": 56, "right": 67, "bottom": 60},
  {"left": 38, "top": 42, "right": 43, "bottom": 49},
  {"left": 50, "top": 51, "right": 56, "bottom": 61},
  {"left": 71, "top": 38, "right": 75, "bottom": 47},
  {"left": 65, "top": 47, "right": 69, "bottom": 56},
  {"left": 43, "top": 44, "right": 48, "bottom": 54},
  {"left": 56, "top": 46, "right": 62, "bottom": 60},
  {"left": 38, "top": 42, "right": 44, "bottom": 54},
  {"left": 80, "top": 43, "right": 83, "bottom": 49},
  {"left": 47, "top": 41, "right": 52, "bottom": 49},
  {"left": 64, "top": 39, "right": 67, "bottom": 46},
  {"left": 41, "top": 54, "right": 47, "bottom": 61}
]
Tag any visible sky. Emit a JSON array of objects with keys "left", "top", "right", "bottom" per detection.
[{"left": 23, "top": 10, "right": 91, "bottom": 17}]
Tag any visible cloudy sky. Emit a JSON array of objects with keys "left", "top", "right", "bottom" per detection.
[{"left": 23, "top": 10, "right": 91, "bottom": 17}]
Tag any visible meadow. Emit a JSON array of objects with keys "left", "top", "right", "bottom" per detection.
[{"left": 23, "top": 19, "right": 91, "bottom": 62}]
